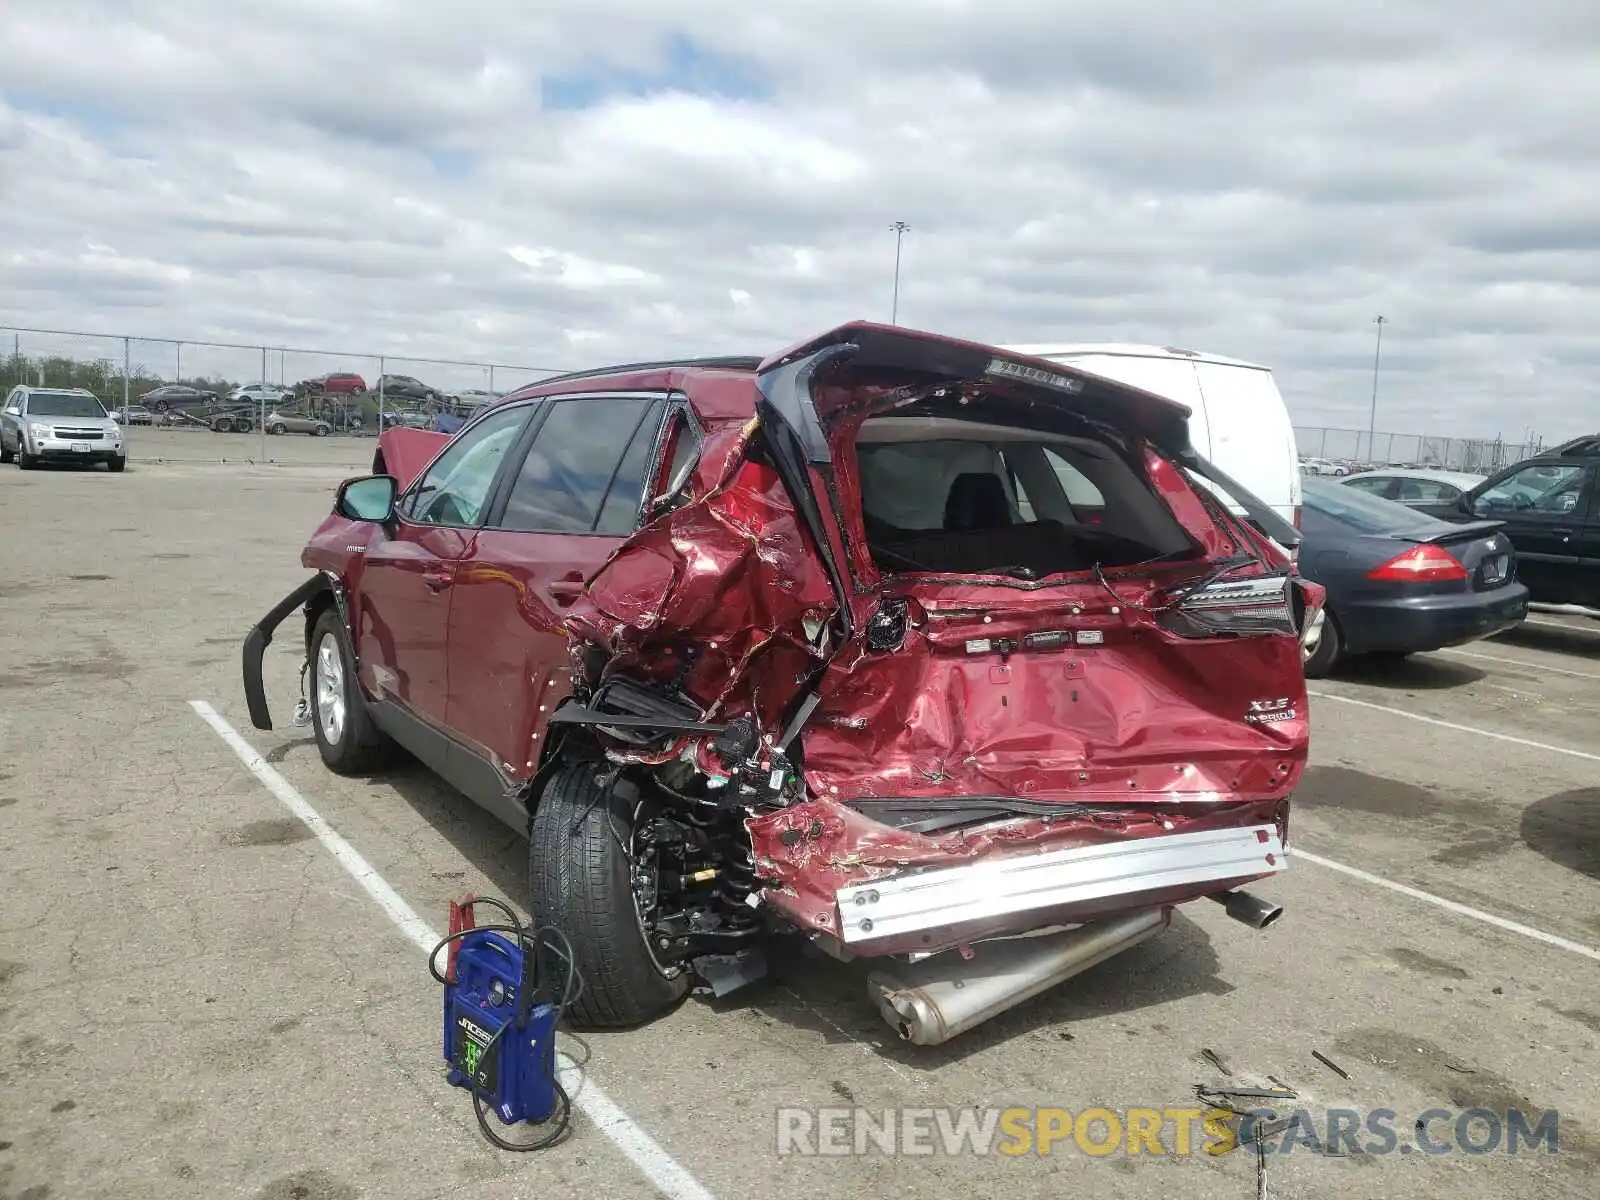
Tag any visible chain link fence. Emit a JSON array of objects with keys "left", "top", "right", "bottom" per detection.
[
  {"left": 4, "top": 324, "right": 1559, "bottom": 478},
  {"left": 1, "top": 324, "right": 570, "bottom": 463},
  {"left": 1292, "top": 426, "right": 1547, "bottom": 476}
]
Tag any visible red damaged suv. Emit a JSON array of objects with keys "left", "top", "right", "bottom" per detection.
[{"left": 243, "top": 323, "right": 1321, "bottom": 1044}]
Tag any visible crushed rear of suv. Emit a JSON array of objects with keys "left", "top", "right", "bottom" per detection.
[{"left": 243, "top": 322, "right": 1320, "bottom": 1043}]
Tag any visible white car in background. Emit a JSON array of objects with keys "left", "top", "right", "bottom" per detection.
[
  {"left": 1299, "top": 457, "right": 1344, "bottom": 476},
  {"left": 1003, "top": 342, "right": 1304, "bottom": 527},
  {"left": 228, "top": 383, "right": 297, "bottom": 406}
]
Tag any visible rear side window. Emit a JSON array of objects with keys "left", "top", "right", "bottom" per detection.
[
  {"left": 1393, "top": 478, "right": 1458, "bottom": 502},
  {"left": 497, "top": 396, "right": 661, "bottom": 534},
  {"left": 1303, "top": 479, "right": 1424, "bottom": 533},
  {"left": 1040, "top": 448, "right": 1105, "bottom": 508},
  {"left": 1344, "top": 476, "right": 1391, "bottom": 495}
]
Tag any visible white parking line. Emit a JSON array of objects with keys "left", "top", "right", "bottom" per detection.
[
  {"left": 1524, "top": 617, "right": 1600, "bottom": 634},
  {"left": 189, "top": 700, "right": 718, "bottom": 1200},
  {"left": 1306, "top": 689, "right": 1600, "bottom": 763},
  {"left": 1293, "top": 848, "right": 1600, "bottom": 963},
  {"left": 1433, "top": 647, "right": 1600, "bottom": 681}
]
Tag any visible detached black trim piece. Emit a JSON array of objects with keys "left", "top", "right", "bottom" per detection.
[{"left": 242, "top": 575, "right": 328, "bottom": 730}]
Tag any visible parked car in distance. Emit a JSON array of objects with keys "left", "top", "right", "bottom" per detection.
[
  {"left": 113, "top": 405, "right": 155, "bottom": 426},
  {"left": 320, "top": 404, "right": 365, "bottom": 432},
  {"left": 140, "top": 383, "right": 220, "bottom": 412},
  {"left": 428, "top": 395, "right": 492, "bottom": 435},
  {"left": 1431, "top": 451, "right": 1600, "bottom": 610},
  {"left": 229, "top": 383, "right": 297, "bottom": 406},
  {"left": 377, "top": 407, "right": 431, "bottom": 429},
  {"left": 1340, "top": 468, "right": 1486, "bottom": 518},
  {"left": 1296, "top": 478, "right": 1527, "bottom": 676},
  {"left": 265, "top": 411, "right": 332, "bottom": 437},
  {"left": 1299, "top": 456, "right": 1345, "bottom": 476},
  {"left": 1001, "top": 342, "right": 1303, "bottom": 526},
  {"left": 2, "top": 385, "right": 128, "bottom": 471},
  {"left": 243, "top": 321, "right": 1319, "bottom": 1044},
  {"left": 294, "top": 372, "right": 367, "bottom": 397},
  {"left": 376, "top": 374, "right": 443, "bottom": 402}
]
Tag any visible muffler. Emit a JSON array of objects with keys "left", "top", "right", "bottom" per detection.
[
  {"left": 867, "top": 908, "right": 1171, "bottom": 1046},
  {"left": 1208, "top": 889, "right": 1283, "bottom": 929}
]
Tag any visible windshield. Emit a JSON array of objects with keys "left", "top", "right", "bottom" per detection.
[
  {"left": 28, "top": 392, "right": 108, "bottom": 418},
  {"left": 1304, "top": 478, "right": 1429, "bottom": 533}
]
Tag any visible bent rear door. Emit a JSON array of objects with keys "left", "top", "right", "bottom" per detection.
[{"left": 354, "top": 405, "right": 531, "bottom": 728}]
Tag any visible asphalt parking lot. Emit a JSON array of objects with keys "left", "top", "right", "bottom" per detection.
[{"left": 2, "top": 440, "right": 1596, "bottom": 1200}]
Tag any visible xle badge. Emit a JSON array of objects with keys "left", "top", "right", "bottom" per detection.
[{"left": 1244, "top": 697, "right": 1296, "bottom": 724}]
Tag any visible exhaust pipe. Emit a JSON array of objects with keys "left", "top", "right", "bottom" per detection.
[
  {"left": 867, "top": 908, "right": 1170, "bottom": 1047},
  {"left": 1208, "top": 889, "right": 1283, "bottom": 929}
]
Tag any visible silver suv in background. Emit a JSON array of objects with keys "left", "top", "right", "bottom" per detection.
[
  {"left": 1, "top": 386, "right": 128, "bottom": 472},
  {"left": 264, "top": 411, "right": 333, "bottom": 436}
]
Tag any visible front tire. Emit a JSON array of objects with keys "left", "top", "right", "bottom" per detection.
[
  {"left": 18, "top": 449, "right": 36, "bottom": 470},
  {"left": 107, "top": 456, "right": 126, "bottom": 473},
  {"left": 308, "top": 609, "right": 396, "bottom": 774},
  {"left": 528, "top": 763, "right": 692, "bottom": 1028}
]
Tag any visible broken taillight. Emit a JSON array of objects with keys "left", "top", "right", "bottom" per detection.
[
  {"left": 1162, "top": 575, "right": 1299, "bottom": 638},
  {"left": 1367, "top": 544, "right": 1467, "bottom": 583}
]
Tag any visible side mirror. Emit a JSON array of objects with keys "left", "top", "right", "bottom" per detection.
[
  {"left": 335, "top": 475, "right": 398, "bottom": 522},
  {"left": 3, "top": 407, "right": 18, "bottom": 417}
]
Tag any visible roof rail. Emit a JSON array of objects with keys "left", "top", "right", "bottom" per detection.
[{"left": 520, "top": 355, "right": 763, "bottom": 390}]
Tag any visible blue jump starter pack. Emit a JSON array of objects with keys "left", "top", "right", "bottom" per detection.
[{"left": 440, "top": 897, "right": 563, "bottom": 1141}]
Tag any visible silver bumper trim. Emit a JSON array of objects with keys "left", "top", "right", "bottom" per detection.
[{"left": 835, "top": 823, "right": 1285, "bottom": 945}]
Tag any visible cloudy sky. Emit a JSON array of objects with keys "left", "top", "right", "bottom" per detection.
[{"left": 2, "top": 1, "right": 1597, "bottom": 441}]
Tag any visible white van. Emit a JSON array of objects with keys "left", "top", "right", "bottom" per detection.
[{"left": 1002, "top": 343, "right": 1303, "bottom": 527}]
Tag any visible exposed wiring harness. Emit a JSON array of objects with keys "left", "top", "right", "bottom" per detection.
[{"left": 428, "top": 897, "right": 584, "bottom": 1152}]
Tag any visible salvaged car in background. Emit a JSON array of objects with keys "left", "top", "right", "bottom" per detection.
[
  {"left": 243, "top": 323, "right": 1320, "bottom": 1044},
  {"left": 265, "top": 411, "right": 333, "bottom": 437}
]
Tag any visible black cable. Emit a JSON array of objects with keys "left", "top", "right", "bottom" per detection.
[
  {"left": 468, "top": 1015, "right": 574, "bottom": 1152},
  {"left": 428, "top": 923, "right": 525, "bottom": 985}
]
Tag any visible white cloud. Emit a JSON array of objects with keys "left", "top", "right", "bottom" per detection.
[{"left": 0, "top": 0, "right": 1597, "bottom": 441}]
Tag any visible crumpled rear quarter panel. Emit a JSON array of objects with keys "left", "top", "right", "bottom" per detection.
[{"left": 566, "top": 420, "right": 836, "bottom": 727}]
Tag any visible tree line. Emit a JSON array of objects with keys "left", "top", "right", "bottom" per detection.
[{"left": 2, "top": 351, "right": 235, "bottom": 400}]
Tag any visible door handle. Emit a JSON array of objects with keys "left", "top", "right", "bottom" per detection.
[
  {"left": 547, "top": 572, "right": 585, "bottom": 607},
  {"left": 423, "top": 572, "right": 454, "bottom": 593}
]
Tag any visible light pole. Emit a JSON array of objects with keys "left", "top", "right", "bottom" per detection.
[
  {"left": 1367, "top": 315, "right": 1387, "bottom": 463},
  {"left": 890, "top": 221, "right": 910, "bottom": 325}
]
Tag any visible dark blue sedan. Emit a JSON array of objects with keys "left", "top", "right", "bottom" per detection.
[{"left": 1298, "top": 478, "right": 1529, "bottom": 676}]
